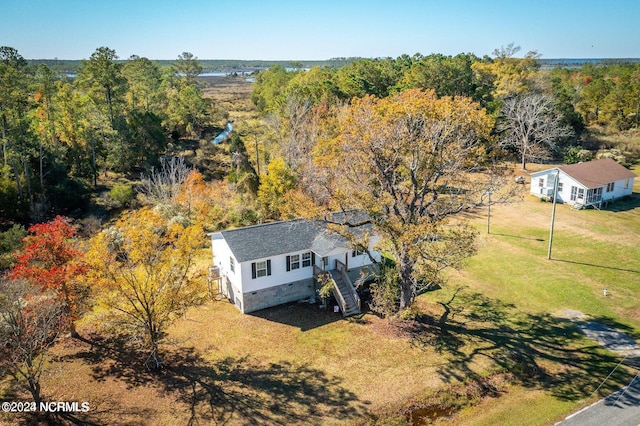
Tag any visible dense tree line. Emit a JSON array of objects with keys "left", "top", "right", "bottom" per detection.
[
  {"left": 551, "top": 64, "right": 640, "bottom": 131},
  {"left": 0, "top": 46, "right": 214, "bottom": 222},
  {"left": 252, "top": 47, "right": 640, "bottom": 140}
]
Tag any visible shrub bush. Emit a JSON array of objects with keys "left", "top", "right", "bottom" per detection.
[{"left": 110, "top": 184, "right": 135, "bottom": 207}]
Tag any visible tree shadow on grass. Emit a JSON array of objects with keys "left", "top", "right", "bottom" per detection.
[
  {"left": 64, "top": 335, "right": 367, "bottom": 425},
  {"left": 164, "top": 352, "right": 366, "bottom": 425},
  {"left": 409, "top": 291, "right": 635, "bottom": 402},
  {"left": 550, "top": 258, "right": 640, "bottom": 274},
  {"left": 490, "top": 232, "right": 545, "bottom": 241}
]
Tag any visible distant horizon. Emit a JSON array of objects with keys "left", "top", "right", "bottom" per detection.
[{"left": 23, "top": 56, "right": 640, "bottom": 62}]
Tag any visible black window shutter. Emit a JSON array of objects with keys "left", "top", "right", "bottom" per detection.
[
  {"left": 266, "top": 259, "right": 272, "bottom": 276},
  {"left": 286, "top": 256, "right": 291, "bottom": 272},
  {"left": 251, "top": 262, "right": 256, "bottom": 279},
  {"left": 311, "top": 252, "right": 315, "bottom": 266}
]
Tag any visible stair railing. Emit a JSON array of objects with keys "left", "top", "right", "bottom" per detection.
[
  {"left": 335, "top": 259, "right": 361, "bottom": 312},
  {"left": 315, "top": 265, "right": 348, "bottom": 315}
]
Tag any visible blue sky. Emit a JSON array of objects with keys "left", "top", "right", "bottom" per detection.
[{"left": 2, "top": 0, "right": 639, "bottom": 60}]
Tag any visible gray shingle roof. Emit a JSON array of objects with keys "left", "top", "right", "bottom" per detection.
[{"left": 218, "top": 213, "right": 373, "bottom": 263}]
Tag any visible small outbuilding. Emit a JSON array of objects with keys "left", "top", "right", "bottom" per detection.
[{"left": 529, "top": 158, "right": 637, "bottom": 208}]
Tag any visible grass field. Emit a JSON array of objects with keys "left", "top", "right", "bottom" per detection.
[
  {"left": 441, "top": 167, "right": 640, "bottom": 424},
  {"left": 2, "top": 165, "right": 638, "bottom": 425}
]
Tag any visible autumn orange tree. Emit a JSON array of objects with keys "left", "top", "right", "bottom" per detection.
[
  {"left": 9, "top": 215, "right": 88, "bottom": 334},
  {"left": 176, "top": 169, "right": 213, "bottom": 224},
  {"left": 86, "top": 207, "right": 206, "bottom": 369},
  {"left": 313, "top": 89, "right": 496, "bottom": 312}
]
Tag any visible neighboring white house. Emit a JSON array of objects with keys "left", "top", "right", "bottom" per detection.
[
  {"left": 209, "top": 212, "right": 380, "bottom": 315},
  {"left": 529, "top": 158, "right": 637, "bottom": 208}
]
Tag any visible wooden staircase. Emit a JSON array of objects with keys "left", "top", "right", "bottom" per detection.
[
  {"left": 329, "top": 270, "right": 361, "bottom": 317},
  {"left": 314, "top": 261, "right": 361, "bottom": 317}
]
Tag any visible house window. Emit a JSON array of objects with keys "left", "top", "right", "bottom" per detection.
[
  {"left": 291, "top": 254, "right": 300, "bottom": 270},
  {"left": 590, "top": 187, "right": 602, "bottom": 202},
  {"left": 302, "top": 252, "right": 311, "bottom": 267},
  {"left": 538, "top": 178, "right": 544, "bottom": 188},
  {"left": 286, "top": 254, "right": 303, "bottom": 271},
  {"left": 557, "top": 182, "right": 563, "bottom": 192},
  {"left": 577, "top": 188, "right": 584, "bottom": 199},
  {"left": 570, "top": 186, "right": 577, "bottom": 201},
  {"left": 251, "top": 259, "right": 271, "bottom": 279},
  {"left": 352, "top": 248, "right": 365, "bottom": 257},
  {"left": 256, "top": 261, "right": 267, "bottom": 277},
  {"left": 229, "top": 257, "right": 235, "bottom": 273},
  {"left": 606, "top": 182, "right": 614, "bottom": 192},
  {"left": 625, "top": 179, "right": 630, "bottom": 189}
]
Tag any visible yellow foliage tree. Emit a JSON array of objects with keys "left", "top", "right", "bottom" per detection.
[
  {"left": 314, "top": 89, "right": 496, "bottom": 311},
  {"left": 472, "top": 44, "right": 540, "bottom": 100},
  {"left": 85, "top": 207, "right": 206, "bottom": 369},
  {"left": 257, "top": 157, "right": 297, "bottom": 219}
]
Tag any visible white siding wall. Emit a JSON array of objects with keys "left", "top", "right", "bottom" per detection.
[
  {"left": 603, "top": 178, "right": 634, "bottom": 200},
  {"left": 348, "top": 250, "right": 381, "bottom": 269},
  {"left": 238, "top": 245, "right": 380, "bottom": 293},
  {"left": 240, "top": 251, "right": 315, "bottom": 292},
  {"left": 559, "top": 174, "right": 584, "bottom": 205},
  {"left": 319, "top": 248, "right": 348, "bottom": 271},
  {"left": 530, "top": 170, "right": 556, "bottom": 198},
  {"left": 210, "top": 236, "right": 242, "bottom": 296},
  {"left": 321, "top": 244, "right": 380, "bottom": 271},
  {"left": 530, "top": 170, "right": 589, "bottom": 205}
]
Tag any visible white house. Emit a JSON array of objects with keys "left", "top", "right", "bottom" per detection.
[
  {"left": 530, "top": 158, "right": 636, "bottom": 208},
  {"left": 209, "top": 212, "right": 380, "bottom": 315}
]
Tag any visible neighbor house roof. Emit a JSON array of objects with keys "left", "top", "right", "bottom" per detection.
[
  {"left": 212, "top": 212, "right": 373, "bottom": 263},
  {"left": 533, "top": 158, "right": 636, "bottom": 189},
  {"left": 559, "top": 158, "right": 636, "bottom": 189}
]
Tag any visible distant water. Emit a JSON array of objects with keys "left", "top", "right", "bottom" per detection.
[
  {"left": 212, "top": 122, "right": 233, "bottom": 144},
  {"left": 199, "top": 71, "right": 255, "bottom": 77},
  {"left": 539, "top": 58, "right": 640, "bottom": 69},
  {"left": 198, "top": 68, "right": 308, "bottom": 77}
]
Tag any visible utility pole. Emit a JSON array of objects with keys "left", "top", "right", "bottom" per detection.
[
  {"left": 486, "top": 169, "right": 494, "bottom": 234},
  {"left": 547, "top": 169, "right": 560, "bottom": 259},
  {"left": 486, "top": 189, "right": 492, "bottom": 234}
]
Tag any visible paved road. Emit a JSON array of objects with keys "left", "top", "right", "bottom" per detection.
[
  {"left": 557, "top": 310, "right": 640, "bottom": 426},
  {"left": 558, "top": 375, "right": 640, "bottom": 426}
]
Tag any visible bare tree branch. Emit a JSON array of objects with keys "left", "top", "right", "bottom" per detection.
[{"left": 497, "top": 93, "right": 573, "bottom": 170}]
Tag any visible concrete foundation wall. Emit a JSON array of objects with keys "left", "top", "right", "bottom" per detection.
[{"left": 242, "top": 277, "right": 316, "bottom": 313}]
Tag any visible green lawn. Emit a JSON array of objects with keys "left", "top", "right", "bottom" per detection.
[{"left": 430, "top": 166, "right": 640, "bottom": 424}]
